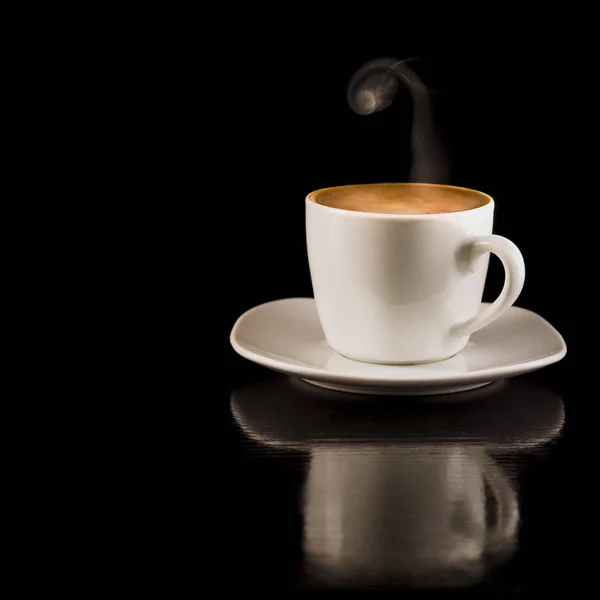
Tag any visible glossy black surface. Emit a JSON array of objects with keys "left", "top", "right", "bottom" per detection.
[{"left": 225, "top": 364, "right": 580, "bottom": 596}]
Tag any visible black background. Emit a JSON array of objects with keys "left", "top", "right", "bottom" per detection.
[
  {"left": 19, "top": 11, "right": 594, "bottom": 596},
  {"left": 214, "top": 17, "right": 586, "bottom": 597}
]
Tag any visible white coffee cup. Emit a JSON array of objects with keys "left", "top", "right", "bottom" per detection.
[{"left": 306, "top": 183, "right": 525, "bottom": 364}]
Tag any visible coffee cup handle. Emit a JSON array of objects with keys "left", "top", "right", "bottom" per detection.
[{"left": 452, "top": 235, "right": 525, "bottom": 338}]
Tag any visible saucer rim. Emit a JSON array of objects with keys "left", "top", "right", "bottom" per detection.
[{"left": 230, "top": 297, "right": 567, "bottom": 389}]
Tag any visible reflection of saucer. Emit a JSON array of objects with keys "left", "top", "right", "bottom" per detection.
[
  {"left": 230, "top": 298, "right": 567, "bottom": 396},
  {"left": 230, "top": 375, "right": 565, "bottom": 450}
]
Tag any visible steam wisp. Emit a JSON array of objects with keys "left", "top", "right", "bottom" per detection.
[{"left": 347, "top": 57, "right": 449, "bottom": 184}]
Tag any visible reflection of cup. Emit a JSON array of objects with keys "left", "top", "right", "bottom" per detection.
[
  {"left": 306, "top": 183, "right": 525, "bottom": 364},
  {"left": 230, "top": 376, "right": 564, "bottom": 589},
  {"left": 304, "top": 446, "right": 517, "bottom": 587}
]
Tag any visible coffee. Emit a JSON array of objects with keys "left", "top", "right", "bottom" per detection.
[{"left": 310, "top": 183, "right": 489, "bottom": 215}]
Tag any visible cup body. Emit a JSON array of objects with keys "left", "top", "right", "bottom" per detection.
[{"left": 306, "top": 185, "right": 494, "bottom": 363}]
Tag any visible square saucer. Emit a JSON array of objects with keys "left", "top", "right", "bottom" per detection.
[{"left": 230, "top": 298, "right": 566, "bottom": 396}]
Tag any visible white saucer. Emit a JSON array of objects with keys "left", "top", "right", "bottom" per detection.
[{"left": 230, "top": 298, "right": 567, "bottom": 396}]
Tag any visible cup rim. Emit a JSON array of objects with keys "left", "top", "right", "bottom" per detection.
[{"left": 306, "top": 183, "right": 493, "bottom": 218}]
